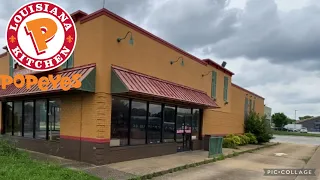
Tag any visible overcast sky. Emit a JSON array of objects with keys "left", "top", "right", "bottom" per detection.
[{"left": 1, "top": 0, "right": 319, "bottom": 119}]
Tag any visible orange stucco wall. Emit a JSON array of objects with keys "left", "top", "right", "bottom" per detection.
[
  {"left": 0, "top": 53, "right": 9, "bottom": 80},
  {"left": 0, "top": 53, "right": 9, "bottom": 132}
]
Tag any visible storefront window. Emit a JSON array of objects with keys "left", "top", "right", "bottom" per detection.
[
  {"left": 35, "top": 100, "right": 47, "bottom": 139},
  {"left": 24, "top": 101, "right": 34, "bottom": 138},
  {"left": 192, "top": 109, "right": 200, "bottom": 139},
  {"left": 130, "top": 101, "right": 147, "bottom": 145},
  {"left": 111, "top": 97, "right": 130, "bottom": 146},
  {"left": 13, "top": 101, "right": 22, "bottom": 136},
  {"left": 147, "top": 104, "right": 162, "bottom": 144},
  {"left": 163, "top": 106, "right": 175, "bottom": 143},
  {"left": 5, "top": 102, "right": 13, "bottom": 135},
  {"left": 49, "top": 99, "right": 61, "bottom": 141}
]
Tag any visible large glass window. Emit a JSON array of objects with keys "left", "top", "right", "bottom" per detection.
[
  {"left": 147, "top": 104, "right": 162, "bottom": 144},
  {"left": 192, "top": 109, "right": 200, "bottom": 139},
  {"left": 49, "top": 99, "right": 61, "bottom": 141},
  {"left": 108, "top": 96, "right": 203, "bottom": 147},
  {"left": 24, "top": 101, "right": 34, "bottom": 138},
  {"left": 13, "top": 101, "right": 22, "bottom": 136},
  {"left": 163, "top": 106, "right": 175, "bottom": 143},
  {"left": 35, "top": 100, "right": 47, "bottom": 139},
  {"left": 130, "top": 101, "right": 147, "bottom": 145},
  {"left": 111, "top": 97, "right": 130, "bottom": 146},
  {"left": 3, "top": 99, "right": 61, "bottom": 141},
  {"left": 5, "top": 102, "right": 13, "bottom": 135}
]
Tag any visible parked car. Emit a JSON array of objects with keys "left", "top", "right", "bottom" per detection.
[{"left": 300, "top": 127, "right": 308, "bottom": 133}]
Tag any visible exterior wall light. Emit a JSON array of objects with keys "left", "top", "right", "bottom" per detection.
[
  {"left": 170, "top": 56, "right": 184, "bottom": 66},
  {"left": 117, "top": 31, "right": 134, "bottom": 45},
  {"left": 202, "top": 71, "right": 211, "bottom": 77}
]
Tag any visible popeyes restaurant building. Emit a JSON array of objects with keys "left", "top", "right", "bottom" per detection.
[{"left": 0, "top": 8, "right": 265, "bottom": 165}]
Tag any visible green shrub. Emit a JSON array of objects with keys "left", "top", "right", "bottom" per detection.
[
  {"left": 222, "top": 137, "right": 237, "bottom": 148},
  {"left": 225, "top": 134, "right": 235, "bottom": 138},
  {"left": 245, "top": 111, "right": 273, "bottom": 143},
  {"left": 231, "top": 136, "right": 241, "bottom": 145},
  {"left": 245, "top": 133, "right": 258, "bottom": 144},
  {"left": 238, "top": 135, "right": 249, "bottom": 145}
]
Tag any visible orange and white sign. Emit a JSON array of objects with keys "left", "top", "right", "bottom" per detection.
[{"left": 5, "top": 1, "right": 77, "bottom": 72}]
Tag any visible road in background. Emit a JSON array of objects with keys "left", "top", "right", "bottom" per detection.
[{"left": 272, "top": 135, "right": 320, "bottom": 145}]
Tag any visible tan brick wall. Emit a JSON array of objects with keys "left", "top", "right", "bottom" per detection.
[
  {"left": 203, "top": 110, "right": 244, "bottom": 135},
  {"left": 60, "top": 94, "right": 82, "bottom": 137},
  {"left": 60, "top": 92, "right": 111, "bottom": 140}
]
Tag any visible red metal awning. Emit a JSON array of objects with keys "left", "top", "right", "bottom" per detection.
[
  {"left": 0, "top": 64, "right": 96, "bottom": 98},
  {"left": 111, "top": 65, "right": 219, "bottom": 108}
]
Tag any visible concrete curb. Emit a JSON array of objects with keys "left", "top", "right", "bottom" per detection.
[{"left": 128, "top": 142, "right": 280, "bottom": 180}]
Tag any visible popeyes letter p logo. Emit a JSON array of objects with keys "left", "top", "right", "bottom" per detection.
[{"left": 6, "top": 1, "right": 77, "bottom": 72}]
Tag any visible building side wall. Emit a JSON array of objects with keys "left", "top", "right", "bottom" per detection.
[
  {"left": 202, "top": 85, "right": 265, "bottom": 136},
  {"left": 97, "top": 16, "right": 232, "bottom": 112}
]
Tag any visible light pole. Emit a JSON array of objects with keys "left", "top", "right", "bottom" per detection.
[{"left": 294, "top": 110, "right": 298, "bottom": 130}]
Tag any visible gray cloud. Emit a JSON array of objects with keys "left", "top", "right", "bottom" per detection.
[
  {"left": 211, "top": 1, "right": 320, "bottom": 64},
  {"left": 143, "top": 0, "right": 320, "bottom": 70},
  {"left": 145, "top": 0, "right": 240, "bottom": 50}
]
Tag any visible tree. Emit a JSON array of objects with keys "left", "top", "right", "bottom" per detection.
[
  {"left": 299, "top": 115, "right": 314, "bottom": 120},
  {"left": 287, "top": 118, "right": 296, "bottom": 124},
  {"left": 272, "top": 113, "right": 288, "bottom": 128},
  {"left": 245, "top": 111, "right": 273, "bottom": 143}
]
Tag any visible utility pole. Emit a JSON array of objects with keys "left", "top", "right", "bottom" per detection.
[
  {"left": 103, "top": 0, "right": 106, "bottom": 8},
  {"left": 294, "top": 110, "right": 298, "bottom": 130}
]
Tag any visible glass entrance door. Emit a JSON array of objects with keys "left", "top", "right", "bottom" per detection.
[
  {"left": 183, "top": 114, "right": 192, "bottom": 151},
  {"left": 176, "top": 108, "right": 192, "bottom": 152}
]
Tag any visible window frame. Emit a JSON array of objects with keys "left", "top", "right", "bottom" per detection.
[
  {"left": 211, "top": 71, "right": 217, "bottom": 99},
  {"left": 223, "top": 76, "right": 229, "bottom": 102}
]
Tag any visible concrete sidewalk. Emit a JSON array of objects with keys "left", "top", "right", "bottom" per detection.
[
  {"left": 26, "top": 143, "right": 277, "bottom": 180},
  {"left": 84, "top": 143, "right": 276, "bottom": 179}
]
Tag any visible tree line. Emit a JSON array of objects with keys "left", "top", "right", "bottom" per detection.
[{"left": 271, "top": 113, "right": 314, "bottom": 128}]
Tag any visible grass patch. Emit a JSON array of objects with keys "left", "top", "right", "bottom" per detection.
[
  {"left": 301, "top": 157, "right": 311, "bottom": 164},
  {"left": 0, "top": 139, "right": 98, "bottom": 180},
  {"left": 273, "top": 131, "right": 320, "bottom": 137}
]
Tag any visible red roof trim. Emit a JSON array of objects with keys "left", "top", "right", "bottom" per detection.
[
  {"left": 54, "top": 63, "right": 96, "bottom": 74},
  {"left": 112, "top": 65, "right": 219, "bottom": 108},
  {"left": 232, "top": 83, "right": 264, "bottom": 99},
  {"left": 80, "top": 8, "right": 208, "bottom": 66},
  {"left": 203, "top": 59, "right": 234, "bottom": 76},
  {"left": 71, "top": 10, "right": 88, "bottom": 22},
  {"left": 112, "top": 65, "right": 205, "bottom": 93}
]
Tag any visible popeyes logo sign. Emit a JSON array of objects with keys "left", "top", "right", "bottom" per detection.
[{"left": 3, "top": 1, "right": 81, "bottom": 91}]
